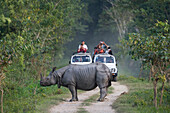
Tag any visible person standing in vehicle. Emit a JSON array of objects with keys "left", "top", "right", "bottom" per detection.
[
  {"left": 97, "top": 41, "right": 108, "bottom": 49},
  {"left": 78, "top": 44, "right": 87, "bottom": 53},
  {"left": 78, "top": 40, "right": 88, "bottom": 53},
  {"left": 94, "top": 44, "right": 105, "bottom": 55},
  {"left": 105, "top": 46, "right": 113, "bottom": 55}
]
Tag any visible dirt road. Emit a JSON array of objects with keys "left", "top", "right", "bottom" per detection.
[{"left": 49, "top": 82, "right": 128, "bottom": 113}]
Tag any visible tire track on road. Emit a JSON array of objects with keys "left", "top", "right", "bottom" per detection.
[{"left": 83, "top": 82, "right": 128, "bottom": 113}]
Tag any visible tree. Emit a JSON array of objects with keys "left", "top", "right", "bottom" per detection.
[
  {"left": 124, "top": 21, "right": 169, "bottom": 107},
  {"left": 0, "top": 0, "right": 88, "bottom": 73},
  {"left": 105, "top": 0, "right": 133, "bottom": 39},
  {"left": 0, "top": 0, "right": 89, "bottom": 112},
  {"left": 0, "top": 14, "right": 25, "bottom": 113}
]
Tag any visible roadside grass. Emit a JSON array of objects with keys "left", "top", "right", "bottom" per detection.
[
  {"left": 81, "top": 94, "right": 99, "bottom": 106},
  {"left": 108, "top": 86, "right": 114, "bottom": 94},
  {"left": 35, "top": 88, "right": 70, "bottom": 113},
  {"left": 81, "top": 86, "right": 114, "bottom": 106},
  {"left": 112, "top": 75, "right": 170, "bottom": 113},
  {"left": 2, "top": 63, "right": 73, "bottom": 113},
  {"left": 77, "top": 108, "right": 89, "bottom": 113},
  {"left": 3, "top": 77, "right": 71, "bottom": 113}
]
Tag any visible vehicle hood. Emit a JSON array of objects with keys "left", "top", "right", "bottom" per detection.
[
  {"left": 71, "top": 62, "right": 92, "bottom": 65},
  {"left": 104, "top": 63, "right": 117, "bottom": 73}
]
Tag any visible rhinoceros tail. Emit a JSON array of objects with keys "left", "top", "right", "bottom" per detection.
[{"left": 108, "top": 80, "right": 111, "bottom": 87}]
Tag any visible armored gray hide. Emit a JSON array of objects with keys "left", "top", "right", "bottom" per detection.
[
  {"left": 40, "top": 63, "right": 112, "bottom": 102},
  {"left": 52, "top": 65, "right": 71, "bottom": 88}
]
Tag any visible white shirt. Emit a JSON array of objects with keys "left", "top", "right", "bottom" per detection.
[
  {"left": 105, "top": 49, "right": 110, "bottom": 54},
  {"left": 78, "top": 44, "right": 88, "bottom": 50}
]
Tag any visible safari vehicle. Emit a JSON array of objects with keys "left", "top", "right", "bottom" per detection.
[
  {"left": 93, "top": 53, "right": 118, "bottom": 81},
  {"left": 70, "top": 53, "right": 92, "bottom": 65}
]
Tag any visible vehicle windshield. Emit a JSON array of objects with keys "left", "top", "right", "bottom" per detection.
[
  {"left": 72, "top": 56, "right": 91, "bottom": 62},
  {"left": 95, "top": 56, "right": 114, "bottom": 63}
]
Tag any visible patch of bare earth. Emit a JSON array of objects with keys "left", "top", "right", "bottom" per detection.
[{"left": 49, "top": 82, "right": 128, "bottom": 113}]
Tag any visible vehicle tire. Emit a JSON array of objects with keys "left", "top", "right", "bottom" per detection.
[{"left": 113, "top": 76, "right": 117, "bottom": 82}]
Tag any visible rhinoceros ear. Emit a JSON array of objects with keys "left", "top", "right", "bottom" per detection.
[{"left": 52, "top": 67, "right": 57, "bottom": 73}]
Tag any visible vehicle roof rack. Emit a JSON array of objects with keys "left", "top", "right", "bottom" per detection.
[
  {"left": 73, "top": 52, "right": 91, "bottom": 55},
  {"left": 94, "top": 53, "right": 110, "bottom": 55}
]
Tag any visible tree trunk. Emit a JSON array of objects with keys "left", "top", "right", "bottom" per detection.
[
  {"left": 0, "top": 89, "right": 3, "bottom": 113},
  {"left": 153, "top": 79, "right": 158, "bottom": 108},
  {"left": 149, "top": 68, "right": 152, "bottom": 82},
  {"left": 151, "top": 65, "right": 158, "bottom": 108},
  {"left": 159, "top": 80, "right": 165, "bottom": 105},
  {"left": 0, "top": 67, "right": 4, "bottom": 113}
]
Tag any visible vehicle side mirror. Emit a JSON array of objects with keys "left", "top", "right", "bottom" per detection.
[
  {"left": 69, "top": 61, "right": 71, "bottom": 64},
  {"left": 116, "top": 63, "right": 118, "bottom": 66}
]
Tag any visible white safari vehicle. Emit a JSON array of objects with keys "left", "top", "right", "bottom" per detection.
[
  {"left": 70, "top": 53, "right": 92, "bottom": 65},
  {"left": 93, "top": 53, "right": 118, "bottom": 81}
]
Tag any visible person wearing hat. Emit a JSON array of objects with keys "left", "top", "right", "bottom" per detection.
[{"left": 77, "top": 40, "right": 88, "bottom": 53}]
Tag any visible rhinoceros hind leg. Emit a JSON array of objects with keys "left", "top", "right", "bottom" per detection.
[
  {"left": 69, "top": 99, "right": 77, "bottom": 102},
  {"left": 97, "top": 87, "right": 107, "bottom": 102}
]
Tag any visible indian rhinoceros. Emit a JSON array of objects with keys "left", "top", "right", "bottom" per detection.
[{"left": 40, "top": 63, "right": 112, "bottom": 102}]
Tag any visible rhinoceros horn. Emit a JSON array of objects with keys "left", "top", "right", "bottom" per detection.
[{"left": 52, "top": 67, "right": 57, "bottom": 72}]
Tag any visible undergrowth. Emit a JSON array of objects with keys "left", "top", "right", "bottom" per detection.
[
  {"left": 112, "top": 75, "right": 170, "bottom": 113},
  {"left": 1, "top": 64, "right": 70, "bottom": 113}
]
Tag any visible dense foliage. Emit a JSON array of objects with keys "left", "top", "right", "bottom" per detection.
[
  {"left": 104, "top": 0, "right": 169, "bottom": 108},
  {"left": 0, "top": 0, "right": 89, "bottom": 112},
  {"left": 0, "top": 0, "right": 169, "bottom": 112},
  {"left": 0, "top": 0, "right": 88, "bottom": 67}
]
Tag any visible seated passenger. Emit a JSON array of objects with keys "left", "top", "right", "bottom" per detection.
[
  {"left": 78, "top": 40, "right": 88, "bottom": 53},
  {"left": 78, "top": 44, "right": 86, "bottom": 53}
]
